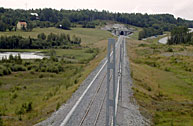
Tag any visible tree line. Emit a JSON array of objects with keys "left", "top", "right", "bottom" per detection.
[
  {"left": 0, "top": 7, "right": 193, "bottom": 33},
  {"left": 0, "top": 33, "right": 81, "bottom": 49},
  {"left": 138, "top": 28, "right": 163, "bottom": 40},
  {"left": 168, "top": 26, "right": 193, "bottom": 45}
]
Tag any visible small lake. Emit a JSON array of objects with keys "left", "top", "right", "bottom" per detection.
[
  {"left": 0, "top": 52, "right": 47, "bottom": 60},
  {"left": 158, "top": 28, "right": 193, "bottom": 44},
  {"left": 158, "top": 37, "right": 168, "bottom": 44},
  {"left": 189, "top": 28, "right": 193, "bottom": 33}
]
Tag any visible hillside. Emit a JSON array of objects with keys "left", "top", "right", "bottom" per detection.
[{"left": 128, "top": 29, "right": 193, "bottom": 125}]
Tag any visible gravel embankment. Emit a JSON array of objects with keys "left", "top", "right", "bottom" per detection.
[{"left": 35, "top": 36, "right": 150, "bottom": 126}]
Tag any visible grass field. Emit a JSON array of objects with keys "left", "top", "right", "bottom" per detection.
[
  {"left": 0, "top": 27, "right": 113, "bottom": 46},
  {"left": 0, "top": 27, "right": 114, "bottom": 125},
  {"left": 127, "top": 38, "right": 193, "bottom": 126}
]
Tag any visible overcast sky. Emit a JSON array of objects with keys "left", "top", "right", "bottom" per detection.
[{"left": 0, "top": 0, "right": 192, "bottom": 20}]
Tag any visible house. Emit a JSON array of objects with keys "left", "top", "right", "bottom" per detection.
[
  {"left": 30, "top": 13, "right": 39, "bottom": 20},
  {"left": 17, "top": 21, "right": 27, "bottom": 30},
  {"left": 30, "top": 13, "right": 38, "bottom": 17}
]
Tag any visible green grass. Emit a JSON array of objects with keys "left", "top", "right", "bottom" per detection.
[
  {"left": 0, "top": 47, "right": 96, "bottom": 125},
  {"left": 0, "top": 27, "right": 113, "bottom": 46},
  {"left": 127, "top": 39, "right": 193, "bottom": 126},
  {"left": 0, "top": 27, "right": 114, "bottom": 125}
]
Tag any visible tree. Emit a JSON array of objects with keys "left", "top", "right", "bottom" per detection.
[
  {"left": 8, "top": 26, "right": 13, "bottom": 31},
  {"left": 27, "top": 23, "right": 33, "bottom": 31},
  {"left": 0, "top": 21, "right": 6, "bottom": 31},
  {"left": 57, "top": 18, "right": 71, "bottom": 30},
  {"left": 37, "top": 33, "right": 46, "bottom": 40},
  {"left": 168, "top": 26, "right": 193, "bottom": 45}
]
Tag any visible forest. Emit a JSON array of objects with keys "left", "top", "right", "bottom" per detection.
[
  {"left": 168, "top": 26, "right": 193, "bottom": 45},
  {"left": 0, "top": 33, "right": 81, "bottom": 49},
  {"left": 0, "top": 7, "right": 193, "bottom": 38}
]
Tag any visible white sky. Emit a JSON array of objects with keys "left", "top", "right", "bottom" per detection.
[{"left": 0, "top": 0, "right": 193, "bottom": 20}]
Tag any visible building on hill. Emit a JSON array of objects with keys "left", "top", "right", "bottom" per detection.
[{"left": 17, "top": 21, "right": 27, "bottom": 30}]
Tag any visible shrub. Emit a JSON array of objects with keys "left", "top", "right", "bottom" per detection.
[
  {"left": 11, "top": 93, "right": 18, "bottom": 99},
  {"left": 167, "top": 48, "right": 173, "bottom": 52},
  {"left": 50, "top": 56, "right": 58, "bottom": 62},
  {"left": 179, "top": 48, "right": 184, "bottom": 51},
  {"left": 24, "top": 61, "right": 31, "bottom": 66},
  {"left": 130, "top": 71, "right": 133, "bottom": 78},
  {"left": 3, "top": 68, "right": 11, "bottom": 75},
  {"left": 39, "top": 74, "right": 44, "bottom": 78},
  {"left": 85, "top": 48, "right": 94, "bottom": 53},
  {"left": 0, "top": 81, "right": 2, "bottom": 87},
  {"left": 11, "top": 65, "right": 26, "bottom": 72},
  {"left": 164, "top": 67, "right": 171, "bottom": 72},
  {"left": 15, "top": 102, "right": 32, "bottom": 115},
  {"left": 47, "top": 65, "right": 59, "bottom": 74},
  {"left": 0, "top": 66, "right": 11, "bottom": 76},
  {"left": 185, "top": 67, "right": 192, "bottom": 72},
  {"left": 138, "top": 43, "right": 147, "bottom": 47},
  {"left": 43, "top": 92, "right": 53, "bottom": 101},
  {"left": 30, "top": 70, "right": 35, "bottom": 75},
  {"left": 56, "top": 102, "right": 60, "bottom": 110},
  {"left": 27, "top": 64, "right": 38, "bottom": 70},
  {"left": 40, "top": 67, "right": 46, "bottom": 72},
  {"left": 145, "top": 61, "right": 157, "bottom": 67},
  {"left": 0, "top": 70, "right": 3, "bottom": 76},
  {"left": 74, "top": 79, "right": 78, "bottom": 84},
  {"left": 0, "top": 113, "right": 3, "bottom": 126},
  {"left": 147, "top": 87, "right": 152, "bottom": 92}
]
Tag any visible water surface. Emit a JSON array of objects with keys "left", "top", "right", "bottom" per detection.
[{"left": 0, "top": 52, "right": 46, "bottom": 60}]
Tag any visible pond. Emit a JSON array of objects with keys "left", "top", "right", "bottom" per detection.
[
  {"left": 158, "top": 28, "right": 193, "bottom": 44},
  {"left": 0, "top": 52, "right": 47, "bottom": 60},
  {"left": 158, "top": 37, "right": 168, "bottom": 44}
]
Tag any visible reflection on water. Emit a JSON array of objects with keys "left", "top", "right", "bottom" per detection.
[{"left": 0, "top": 52, "right": 47, "bottom": 60}]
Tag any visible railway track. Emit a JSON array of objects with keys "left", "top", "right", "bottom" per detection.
[
  {"left": 35, "top": 36, "right": 128, "bottom": 126},
  {"left": 78, "top": 37, "right": 124, "bottom": 126}
]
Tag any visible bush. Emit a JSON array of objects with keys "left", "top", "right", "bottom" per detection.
[
  {"left": 24, "top": 61, "right": 31, "bottom": 66},
  {"left": 40, "top": 67, "right": 46, "bottom": 72},
  {"left": 85, "top": 48, "right": 94, "bottom": 53},
  {"left": 164, "top": 67, "right": 171, "bottom": 72},
  {"left": 11, "top": 93, "right": 18, "bottom": 99},
  {"left": 167, "top": 48, "right": 173, "bottom": 52},
  {"left": 0, "top": 66, "right": 11, "bottom": 76},
  {"left": 0, "top": 81, "right": 2, "bottom": 87},
  {"left": 27, "top": 64, "right": 38, "bottom": 70},
  {"left": 145, "top": 61, "right": 158, "bottom": 67},
  {"left": 0, "top": 70, "right": 3, "bottom": 76},
  {"left": 11, "top": 65, "right": 26, "bottom": 72},
  {"left": 147, "top": 87, "right": 152, "bottom": 92},
  {"left": 15, "top": 102, "right": 32, "bottom": 115},
  {"left": 47, "top": 65, "right": 59, "bottom": 74},
  {"left": 185, "top": 67, "right": 192, "bottom": 72},
  {"left": 30, "top": 70, "right": 35, "bottom": 75},
  {"left": 138, "top": 43, "right": 147, "bottom": 47},
  {"left": 39, "top": 74, "right": 44, "bottom": 78},
  {"left": 0, "top": 113, "right": 3, "bottom": 126},
  {"left": 56, "top": 102, "right": 60, "bottom": 110}
]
